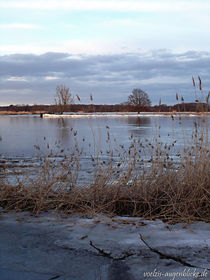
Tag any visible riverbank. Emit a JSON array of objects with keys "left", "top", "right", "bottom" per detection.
[{"left": 0, "top": 211, "right": 209, "bottom": 280}]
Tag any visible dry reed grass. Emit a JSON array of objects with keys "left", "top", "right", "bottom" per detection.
[
  {"left": 0, "top": 111, "right": 46, "bottom": 115},
  {"left": 0, "top": 117, "right": 209, "bottom": 223}
]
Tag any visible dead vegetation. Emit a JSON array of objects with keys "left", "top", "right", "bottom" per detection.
[
  {"left": 0, "top": 111, "right": 46, "bottom": 115},
  {"left": 0, "top": 116, "right": 209, "bottom": 223}
]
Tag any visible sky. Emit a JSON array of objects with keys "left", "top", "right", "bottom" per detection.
[{"left": 1, "top": 0, "right": 210, "bottom": 106}]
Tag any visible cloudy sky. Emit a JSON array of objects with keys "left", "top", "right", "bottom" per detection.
[{"left": 1, "top": 0, "right": 210, "bottom": 105}]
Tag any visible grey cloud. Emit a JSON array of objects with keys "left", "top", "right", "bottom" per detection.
[{"left": 0, "top": 50, "right": 210, "bottom": 105}]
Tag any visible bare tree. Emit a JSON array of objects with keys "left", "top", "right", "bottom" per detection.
[
  {"left": 55, "top": 85, "right": 74, "bottom": 114},
  {"left": 128, "top": 88, "right": 151, "bottom": 114}
]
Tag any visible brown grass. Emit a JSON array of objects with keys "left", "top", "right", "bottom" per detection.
[{"left": 0, "top": 111, "right": 46, "bottom": 115}]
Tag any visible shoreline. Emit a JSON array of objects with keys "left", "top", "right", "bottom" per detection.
[{"left": 0, "top": 111, "right": 210, "bottom": 116}]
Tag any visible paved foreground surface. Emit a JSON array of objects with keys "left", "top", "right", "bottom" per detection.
[{"left": 0, "top": 211, "right": 209, "bottom": 280}]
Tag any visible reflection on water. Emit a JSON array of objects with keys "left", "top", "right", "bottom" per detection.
[
  {"left": 56, "top": 118, "right": 72, "bottom": 142},
  {"left": 127, "top": 116, "right": 151, "bottom": 136},
  {"left": 127, "top": 116, "right": 151, "bottom": 127}
]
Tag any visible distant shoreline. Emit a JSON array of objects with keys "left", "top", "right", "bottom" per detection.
[
  {"left": 0, "top": 111, "right": 210, "bottom": 116},
  {"left": 0, "top": 102, "right": 209, "bottom": 115}
]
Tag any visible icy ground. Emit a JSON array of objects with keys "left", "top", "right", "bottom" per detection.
[{"left": 0, "top": 211, "right": 209, "bottom": 280}]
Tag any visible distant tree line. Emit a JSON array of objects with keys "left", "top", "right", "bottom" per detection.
[{"left": 1, "top": 102, "right": 209, "bottom": 113}]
